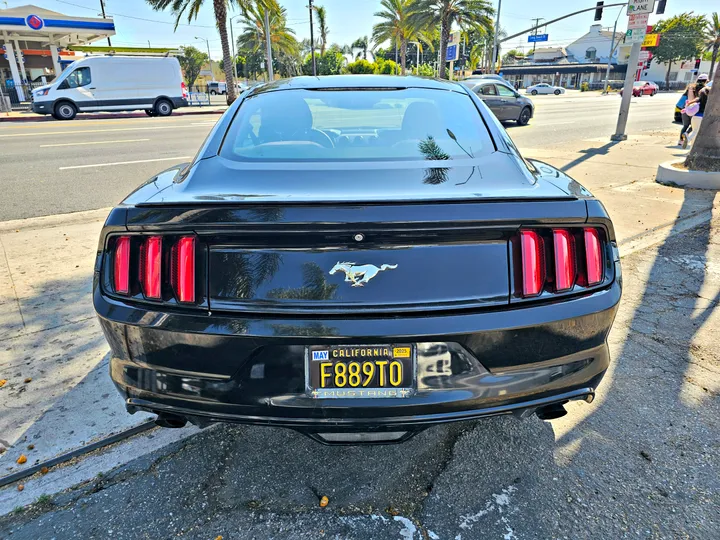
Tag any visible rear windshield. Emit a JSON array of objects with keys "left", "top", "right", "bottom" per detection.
[{"left": 220, "top": 88, "right": 494, "bottom": 162}]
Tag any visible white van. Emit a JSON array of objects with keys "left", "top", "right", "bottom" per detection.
[{"left": 31, "top": 56, "right": 188, "bottom": 120}]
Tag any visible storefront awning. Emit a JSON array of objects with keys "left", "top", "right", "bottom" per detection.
[{"left": 500, "top": 63, "right": 628, "bottom": 76}]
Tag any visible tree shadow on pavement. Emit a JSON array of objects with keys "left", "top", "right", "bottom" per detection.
[
  {"left": 0, "top": 274, "right": 118, "bottom": 471},
  {"left": 553, "top": 187, "right": 720, "bottom": 537}
]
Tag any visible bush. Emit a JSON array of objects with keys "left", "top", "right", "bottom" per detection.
[
  {"left": 414, "top": 63, "right": 435, "bottom": 77},
  {"left": 344, "top": 59, "right": 375, "bottom": 74},
  {"left": 374, "top": 58, "right": 399, "bottom": 75},
  {"left": 301, "top": 50, "right": 346, "bottom": 76}
]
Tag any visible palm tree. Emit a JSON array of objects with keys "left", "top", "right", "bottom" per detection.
[
  {"left": 372, "top": 0, "right": 422, "bottom": 75},
  {"left": 413, "top": 0, "right": 494, "bottom": 79},
  {"left": 236, "top": 4, "right": 299, "bottom": 77},
  {"left": 705, "top": 12, "right": 720, "bottom": 80},
  {"left": 352, "top": 36, "right": 369, "bottom": 59},
  {"left": 239, "top": 0, "right": 282, "bottom": 80},
  {"left": 684, "top": 68, "right": 719, "bottom": 172},
  {"left": 147, "top": 0, "right": 237, "bottom": 103},
  {"left": 314, "top": 5, "right": 329, "bottom": 55}
]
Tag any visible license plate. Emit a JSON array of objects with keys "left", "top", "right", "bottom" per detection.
[{"left": 307, "top": 344, "right": 415, "bottom": 399}]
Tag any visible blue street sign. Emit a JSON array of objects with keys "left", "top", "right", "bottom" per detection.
[
  {"left": 528, "top": 34, "right": 549, "bottom": 43},
  {"left": 446, "top": 44, "right": 459, "bottom": 62}
]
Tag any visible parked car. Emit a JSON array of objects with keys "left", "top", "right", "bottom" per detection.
[
  {"left": 462, "top": 74, "right": 513, "bottom": 86},
  {"left": 94, "top": 75, "right": 620, "bottom": 444},
  {"left": 207, "top": 81, "right": 227, "bottom": 95},
  {"left": 526, "top": 83, "right": 565, "bottom": 96},
  {"left": 31, "top": 56, "right": 187, "bottom": 120},
  {"left": 460, "top": 79, "right": 534, "bottom": 125},
  {"left": 621, "top": 81, "right": 659, "bottom": 97}
]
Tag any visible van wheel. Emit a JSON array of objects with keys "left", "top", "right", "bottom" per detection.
[
  {"left": 53, "top": 101, "right": 77, "bottom": 121},
  {"left": 154, "top": 99, "right": 173, "bottom": 117},
  {"left": 145, "top": 109, "right": 157, "bottom": 117},
  {"left": 210, "top": 90, "right": 217, "bottom": 95}
]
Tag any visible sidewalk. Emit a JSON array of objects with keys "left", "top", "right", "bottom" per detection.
[
  {"left": 0, "top": 105, "right": 227, "bottom": 123},
  {"left": 0, "top": 130, "right": 717, "bottom": 513}
]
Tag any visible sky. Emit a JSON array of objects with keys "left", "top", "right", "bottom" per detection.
[{"left": 3, "top": 0, "right": 714, "bottom": 59}]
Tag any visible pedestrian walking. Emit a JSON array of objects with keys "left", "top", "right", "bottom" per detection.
[{"left": 681, "top": 74, "right": 709, "bottom": 149}]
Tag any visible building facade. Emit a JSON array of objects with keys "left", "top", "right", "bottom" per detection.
[{"left": 0, "top": 4, "right": 115, "bottom": 101}]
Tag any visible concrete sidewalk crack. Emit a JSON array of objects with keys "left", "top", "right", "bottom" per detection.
[{"left": 0, "top": 235, "right": 25, "bottom": 332}]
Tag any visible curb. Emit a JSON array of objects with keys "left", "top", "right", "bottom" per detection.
[
  {"left": 0, "top": 207, "right": 112, "bottom": 234},
  {"left": 0, "top": 108, "right": 226, "bottom": 123},
  {"left": 656, "top": 161, "right": 720, "bottom": 190}
]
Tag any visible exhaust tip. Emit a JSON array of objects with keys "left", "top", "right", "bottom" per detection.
[
  {"left": 154, "top": 413, "right": 187, "bottom": 429},
  {"left": 536, "top": 403, "right": 567, "bottom": 421}
]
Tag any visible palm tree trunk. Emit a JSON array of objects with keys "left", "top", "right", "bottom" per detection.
[
  {"left": 438, "top": 17, "right": 450, "bottom": 79},
  {"left": 684, "top": 68, "right": 720, "bottom": 172},
  {"left": 401, "top": 39, "right": 407, "bottom": 75},
  {"left": 665, "top": 61, "right": 672, "bottom": 91},
  {"left": 213, "top": 0, "right": 236, "bottom": 104},
  {"left": 710, "top": 44, "right": 718, "bottom": 80}
]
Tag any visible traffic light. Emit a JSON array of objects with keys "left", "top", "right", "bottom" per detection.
[
  {"left": 594, "top": 1, "right": 604, "bottom": 22},
  {"left": 656, "top": 0, "right": 667, "bottom": 14},
  {"left": 695, "top": 58, "right": 701, "bottom": 70}
]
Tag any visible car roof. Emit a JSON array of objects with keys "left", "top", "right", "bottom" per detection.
[{"left": 245, "top": 75, "right": 464, "bottom": 97}]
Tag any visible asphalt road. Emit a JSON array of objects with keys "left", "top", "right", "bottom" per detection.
[
  {"left": 0, "top": 92, "right": 680, "bottom": 222},
  {"left": 1, "top": 212, "right": 718, "bottom": 538}
]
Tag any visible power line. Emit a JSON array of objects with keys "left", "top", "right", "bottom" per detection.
[{"left": 53, "top": 0, "right": 216, "bottom": 28}]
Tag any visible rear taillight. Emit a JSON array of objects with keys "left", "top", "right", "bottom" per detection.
[
  {"left": 584, "top": 228, "right": 603, "bottom": 285},
  {"left": 520, "top": 230, "right": 545, "bottom": 297},
  {"left": 113, "top": 236, "right": 131, "bottom": 295},
  {"left": 552, "top": 229, "right": 576, "bottom": 292},
  {"left": 181, "top": 81, "right": 188, "bottom": 99},
  {"left": 171, "top": 236, "right": 195, "bottom": 303},
  {"left": 140, "top": 236, "right": 162, "bottom": 299},
  {"left": 519, "top": 227, "right": 605, "bottom": 298}
]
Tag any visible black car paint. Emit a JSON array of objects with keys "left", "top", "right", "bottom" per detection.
[{"left": 94, "top": 76, "right": 620, "bottom": 442}]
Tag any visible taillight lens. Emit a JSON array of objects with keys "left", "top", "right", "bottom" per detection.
[
  {"left": 172, "top": 236, "right": 195, "bottom": 303},
  {"left": 113, "top": 236, "right": 131, "bottom": 295},
  {"left": 552, "top": 229, "right": 576, "bottom": 292},
  {"left": 584, "top": 228, "right": 603, "bottom": 285},
  {"left": 520, "top": 230, "right": 545, "bottom": 297},
  {"left": 140, "top": 236, "right": 162, "bottom": 299},
  {"left": 181, "top": 81, "right": 188, "bottom": 99}
]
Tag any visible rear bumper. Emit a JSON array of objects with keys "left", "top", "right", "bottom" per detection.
[
  {"left": 172, "top": 97, "right": 188, "bottom": 109},
  {"left": 96, "top": 278, "right": 621, "bottom": 430}
]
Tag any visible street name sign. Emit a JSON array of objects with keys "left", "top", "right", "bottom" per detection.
[
  {"left": 446, "top": 44, "right": 459, "bottom": 62},
  {"left": 628, "top": 13, "right": 649, "bottom": 29},
  {"left": 628, "top": 0, "right": 656, "bottom": 15},
  {"left": 528, "top": 34, "right": 549, "bottom": 43}
]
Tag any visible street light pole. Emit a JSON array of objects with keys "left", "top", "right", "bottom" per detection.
[
  {"left": 602, "top": 7, "right": 624, "bottom": 94},
  {"left": 308, "top": 0, "right": 317, "bottom": 76},
  {"left": 195, "top": 37, "right": 214, "bottom": 82},
  {"left": 491, "top": 0, "right": 502, "bottom": 74},
  {"left": 229, "top": 15, "right": 240, "bottom": 81}
]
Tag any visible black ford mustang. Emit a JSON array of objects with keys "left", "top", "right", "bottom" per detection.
[{"left": 94, "top": 75, "right": 621, "bottom": 444}]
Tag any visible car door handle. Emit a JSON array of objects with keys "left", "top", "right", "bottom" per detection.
[{"left": 88, "top": 87, "right": 97, "bottom": 90}]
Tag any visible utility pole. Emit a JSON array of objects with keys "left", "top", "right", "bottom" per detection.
[
  {"left": 99, "top": 0, "right": 112, "bottom": 46},
  {"left": 264, "top": 9, "right": 274, "bottom": 81},
  {"left": 530, "top": 18, "right": 543, "bottom": 55},
  {"left": 612, "top": 40, "right": 642, "bottom": 141},
  {"left": 308, "top": 0, "right": 317, "bottom": 76},
  {"left": 491, "top": 0, "right": 502, "bottom": 73}
]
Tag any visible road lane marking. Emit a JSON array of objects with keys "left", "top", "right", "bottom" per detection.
[
  {"left": 191, "top": 121, "right": 217, "bottom": 126},
  {"left": 0, "top": 125, "right": 209, "bottom": 138},
  {"left": 58, "top": 156, "right": 192, "bottom": 170},
  {"left": 40, "top": 138, "right": 150, "bottom": 148}
]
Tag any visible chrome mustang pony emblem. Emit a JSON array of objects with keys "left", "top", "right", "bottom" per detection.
[{"left": 329, "top": 262, "right": 398, "bottom": 287}]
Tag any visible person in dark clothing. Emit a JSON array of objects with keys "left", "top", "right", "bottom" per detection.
[{"left": 681, "top": 74, "right": 709, "bottom": 149}]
